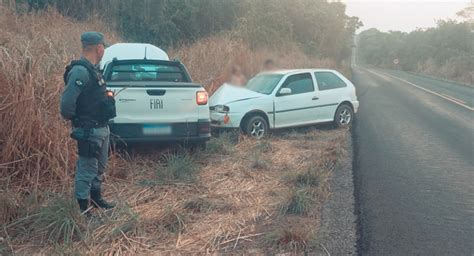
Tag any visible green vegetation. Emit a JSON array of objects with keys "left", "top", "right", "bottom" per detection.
[
  {"left": 202, "top": 132, "right": 237, "bottom": 156},
  {"left": 281, "top": 188, "right": 314, "bottom": 215},
  {"left": 33, "top": 196, "right": 85, "bottom": 244},
  {"left": 357, "top": 19, "right": 474, "bottom": 84},
  {"left": 295, "top": 169, "right": 324, "bottom": 187},
  {"left": 158, "top": 152, "right": 199, "bottom": 182},
  {"left": 12, "top": 195, "right": 87, "bottom": 245},
  {"left": 139, "top": 151, "right": 200, "bottom": 185},
  {"left": 15, "top": 0, "right": 361, "bottom": 61}
]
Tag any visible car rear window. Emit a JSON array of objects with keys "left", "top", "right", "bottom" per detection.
[
  {"left": 314, "top": 72, "right": 347, "bottom": 90},
  {"left": 108, "top": 63, "right": 186, "bottom": 82}
]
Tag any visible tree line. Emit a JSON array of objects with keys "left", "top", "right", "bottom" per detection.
[
  {"left": 14, "top": 0, "right": 362, "bottom": 63},
  {"left": 357, "top": 19, "right": 474, "bottom": 84}
]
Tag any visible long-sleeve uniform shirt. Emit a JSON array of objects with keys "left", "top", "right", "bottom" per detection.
[{"left": 60, "top": 57, "right": 93, "bottom": 120}]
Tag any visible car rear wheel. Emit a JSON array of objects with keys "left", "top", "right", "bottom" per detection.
[
  {"left": 334, "top": 104, "right": 354, "bottom": 128},
  {"left": 243, "top": 115, "right": 268, "bottom": 139}
]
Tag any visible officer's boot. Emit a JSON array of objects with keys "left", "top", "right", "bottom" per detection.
[
  {"left": 77, "top": 199, "right": 92, "bottom": 217},
  {"left": 90, "top": 189, "right": 115, "bottom": 210}
]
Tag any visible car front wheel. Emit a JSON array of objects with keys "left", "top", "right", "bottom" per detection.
[
  {"left": 334, "top": 104, "right": 354, "bottom": 128},
  {"left": 243, "top": 115, "right": 268, "bottom": 139}
]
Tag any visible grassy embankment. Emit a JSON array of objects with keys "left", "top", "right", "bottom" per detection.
[{"left": 0, "top": 7, "right": 349, "bottom": 254}]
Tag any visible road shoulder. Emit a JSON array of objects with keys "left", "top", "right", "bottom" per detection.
[{"left": 316, "top": 132, "right": 357, "bottom": 255}]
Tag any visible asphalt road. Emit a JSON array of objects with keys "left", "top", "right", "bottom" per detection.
[{"left": 352, "top": 66, "right": 474, "bottom": 255}]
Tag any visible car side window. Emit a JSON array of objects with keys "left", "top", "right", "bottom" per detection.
[
  {"left": 314, "top": 72, "right": 347, "bottom": 91},
  {"left": 279, "top": 73, "right": 314, "bottom": 95}
]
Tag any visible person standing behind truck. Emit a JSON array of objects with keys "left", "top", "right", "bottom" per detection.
[{"left": 60, "top": 32, "right": 116, "bottom": 216}]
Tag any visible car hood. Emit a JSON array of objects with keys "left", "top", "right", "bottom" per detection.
[{"left": 210, "top": 83, "right": 264, "bottom": 106}]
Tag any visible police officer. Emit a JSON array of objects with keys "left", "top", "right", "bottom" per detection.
[{"left": 60, "top": 32, "right": 116, "bottom": 215}]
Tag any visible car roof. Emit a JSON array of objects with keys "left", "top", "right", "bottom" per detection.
[
  {"left": 100, "top": 43, "right": 170, "bottom": 70},
  {"left": 260, "top": 69, "right": 338, "bottom": 76}
]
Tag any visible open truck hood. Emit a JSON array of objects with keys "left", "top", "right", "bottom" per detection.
[{"left": 210, "top": 84, "right": 263, "bottom": 106}]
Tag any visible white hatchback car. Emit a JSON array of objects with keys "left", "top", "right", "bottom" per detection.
[{"left": 209, "top": 69, "right": 359, "bottom": 138}]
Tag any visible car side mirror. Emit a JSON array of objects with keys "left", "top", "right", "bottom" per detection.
[{"left": 279, "top": 88, "right": 292, "bottom": 96}]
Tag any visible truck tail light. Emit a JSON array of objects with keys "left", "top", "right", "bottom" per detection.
[{"left": 196, "top": 91, "right": 208, "bottom": 105}]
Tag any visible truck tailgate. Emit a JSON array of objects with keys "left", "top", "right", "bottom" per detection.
[{"left": 108, "top": 81, "right": 204, "bottom": 124}]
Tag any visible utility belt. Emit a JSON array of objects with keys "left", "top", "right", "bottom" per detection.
[
  {"left": 70, "top": 119, "right": 107, "bottom": 159},
  {"left": 72, "top": 118, "right": 108, "bottom": 129}
]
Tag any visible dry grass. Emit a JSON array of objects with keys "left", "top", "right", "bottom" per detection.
[
  {"left": 4, "top": 128, "right": 348, "bottom": 254},
  {"left": 1, "top": 5, "right": 350, "bottom": 254},
  {"left": 0, "top": 6, "right": 119, "bottom": 191},
  {"left": 170, "top": 35, "right": 339, "bottom": 94}
]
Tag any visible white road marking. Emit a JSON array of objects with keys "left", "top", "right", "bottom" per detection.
[
  {"left": 365, "top": 69, "right": 474, "bottom": 112},
  {"left": 440, "top": 93, "right": 466, "bottom": 105}
]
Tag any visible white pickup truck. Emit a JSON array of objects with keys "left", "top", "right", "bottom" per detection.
[{"left": 100, "top": 43, "right": 210, "bottom": 144}]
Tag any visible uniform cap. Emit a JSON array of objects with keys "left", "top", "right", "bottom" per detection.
[{"left": 81, "top": 31, "right": 108, "bottom": 47}]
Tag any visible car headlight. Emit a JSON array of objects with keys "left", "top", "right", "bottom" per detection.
[{"left": 214, "top": 105, "right": 230, "bottom": 113}]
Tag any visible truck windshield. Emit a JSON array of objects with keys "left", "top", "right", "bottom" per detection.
[
  {"left": 108, "top": 62, "right": 187, "bottom": 82},
  {"left": 246, "top": 74, "right": 284, "bottom": 95}
]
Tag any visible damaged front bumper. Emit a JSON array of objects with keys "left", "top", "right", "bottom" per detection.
[{"left": 210, "top": 111, "right": 242, "bottom": 129}]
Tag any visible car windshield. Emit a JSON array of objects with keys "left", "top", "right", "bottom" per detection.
[
  {"left": 108, "top": 62, "right": 186, "bottom": 82},
  {"left": 246, "top": 74, "right": 284, "bottom": 95}
]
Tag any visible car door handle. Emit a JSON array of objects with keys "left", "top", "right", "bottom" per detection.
[{"left": 312, "top": 96, "right": 319, "bottom": 100}]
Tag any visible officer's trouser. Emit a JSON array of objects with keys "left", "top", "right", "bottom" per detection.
[{"left": 74, "top": 126, "right": 110, "bottom": 200}]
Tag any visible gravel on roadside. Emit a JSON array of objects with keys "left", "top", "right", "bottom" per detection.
[{"left": 314, "top": 133, "right": 357, "bottom": 255}]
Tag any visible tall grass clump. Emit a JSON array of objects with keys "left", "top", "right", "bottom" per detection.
[
  {"left": 281, "top": 189, "right": 314, "bottom": 216},
  {"left": 293, "top": 165, "right": 332, "bottom": 188},
  {"left": 0, "top": 6, "right": 119, "bottom": 191},
  {"left": 5, "top": 195, "right": 87, "bottom": 246},
  {"left": 157, "top": 152, "right": 199, "bottom": 182},
  {"left": 202, "top": 132, "right": 237, "bottom": 156},
  {"left": 32, "top": 195, "right": 86, "bottom": 244}
]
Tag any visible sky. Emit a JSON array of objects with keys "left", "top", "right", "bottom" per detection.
[{"left": 342, "top": 0, "right": 472, "bottom": 32}]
